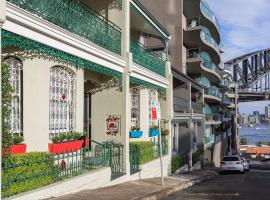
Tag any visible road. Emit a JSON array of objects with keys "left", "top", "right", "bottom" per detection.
[{"left": 162, "top": 168, "right": 270, "bottom": 200}]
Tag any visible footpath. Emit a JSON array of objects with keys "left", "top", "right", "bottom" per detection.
[{"left": 51, "top": 170, "right": 217, "bottom": 200}]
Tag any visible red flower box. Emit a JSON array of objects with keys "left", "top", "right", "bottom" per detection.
[
  {"left": 48, "top": 140, "right": 83, "bottom": 154},
  {"left": 10, "top": 144, "right": 27, "bottom": 155}
]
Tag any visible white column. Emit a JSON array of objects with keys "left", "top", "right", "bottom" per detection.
[
  {"left": 165, "top": 61, "right": 173, "bottom": 174},
  {"left": 122, "top": 0, "right": 131, "bottom": 175},
  {"left": 0, "top": 0, "right": 6, "bottom": 197}
]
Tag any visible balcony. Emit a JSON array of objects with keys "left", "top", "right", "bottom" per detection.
[
  {"left": 183, "top": 0, "right": 220, "bottom": 43},
  {"left": 205, "top": 113, "right": 221, "bottom": 125},
  {"left": 8, "top": 0, "right": 122, "bottom": 55},
  {"left": 187, "top": 49, "right": 220, "bottom": 83},
  {"left": 204, "top": 135, "right": 214, "bottom": 145},
  {"left": 200, "top": 1, "right": 220, "bottom": 35},
  {"left": 173, "top": 96, "right": 189, "bottom": 113},
  {"left": 192, "top": 101, "right": 203, "bottom": 114},
  {"left": 205, "top": 87, "right": 221, "bottom": 103},
  {"left": 184, "top": 27, "right": 221, "bottom": 64},
  {"left": 221, "top": 96, "right": 231, "bottom": 106},
  {"left": 200, "top": 29, "right": 219, "bottom": 55},
  {"left": 130, "top": 40, "right": 166, "bottom": 77}
]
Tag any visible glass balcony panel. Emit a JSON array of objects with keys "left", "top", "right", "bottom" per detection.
[
  {"left": 130, "top": 40, "right": 166, "bottom": 77},
  {"left": 200, "top": 1, "right": 220, "bottom": 33},
  {"left": 8, "top": 0, "right": 122, "bottom": 55},
  {"left": 205, "top": 86, "right": 221, "bottom": 98},
  {"left": 200, "top": 29, "right": 219, "bottom": 53}
]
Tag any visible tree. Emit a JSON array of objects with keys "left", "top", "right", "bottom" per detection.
[
  {"left": 240, "top": 138, "right": 248, "bottom": 145},
  {"left": 256, "top": 141, "right": 265, "bottom": 146},
  {"left": 2, "top": 63, "right": 14, "bottom": 157}
]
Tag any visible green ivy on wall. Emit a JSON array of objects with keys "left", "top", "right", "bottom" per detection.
[
  {"left": 1, "top": 30, "right": 122, "bottom": 81},
  {"left": 1, "top": 63, "right": 14, "bottom": 157}
]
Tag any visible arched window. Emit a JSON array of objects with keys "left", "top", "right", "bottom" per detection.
[
  {"left": 4, "top": 57, "right": 23, "bottom": 135},
  {"left": 49, "top": 66, "right": 76, "bottom": 137}
]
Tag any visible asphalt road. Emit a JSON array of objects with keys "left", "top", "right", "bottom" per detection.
[{"left": 162, "top": 168, "right": 270, "bottom": 200}]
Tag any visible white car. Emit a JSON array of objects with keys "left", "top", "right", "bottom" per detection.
[
  {"left": 241, "top": 157, "right": 250, "bottom": 171},
  {"left": 220, "top": 156, "right": 245, "bottom": 174}
]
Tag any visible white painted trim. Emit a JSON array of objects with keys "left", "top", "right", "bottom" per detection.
[
  {"left": 4, "top": 3, "right": 125, "bottom": 73},
  {"left": 131, "top": 64, "right": 169, "bottom": 89},
  {"left": 130, "top": 0, "right": 171, "bottom": 40}
]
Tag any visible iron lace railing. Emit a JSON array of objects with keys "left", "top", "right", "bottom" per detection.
[
  {"left": 130, "top": 40, "right": 166, "bottom": 77},
  {"left": 8, "top": 0, "right": 122, "bottom": 55}
]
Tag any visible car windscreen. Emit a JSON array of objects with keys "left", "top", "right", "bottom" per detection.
[{"left": 222, "top": 157, "right": 240, "bottom": 161}]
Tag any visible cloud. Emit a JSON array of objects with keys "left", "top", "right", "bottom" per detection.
[
  {"left": 206, "top": 0, "right": 270, "bottom": 61},
  {"left": 205, "top": 0, "right": 270, "bottom": 113}
]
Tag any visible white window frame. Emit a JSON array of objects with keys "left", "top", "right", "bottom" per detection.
[
  {"left": 49, "top": 66, "right": 76, "bottom": 138},
  {"left": 4, "top": 56, "right": 23, "bottom": 135}
]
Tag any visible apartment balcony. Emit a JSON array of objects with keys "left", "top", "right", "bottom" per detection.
[
  {"left": 204, "top": 135, "right": 215, "bottom": 146},
  {"left": 8, "top": 0, "right": 122, "bottom": 55},
  {"left": 192, "top": 101, "right": 203, "bottom": 114},
  {"left": 184, "top": 26, "right": 221, "bottom": 64},
  {"left": 184, "top": 0, "right": 221, "bottom": 44},
  {"left": 186, "top": 49, "right": 221, "bottom": 83},
  {"left": 130, "top": 40, "right": 166, "bottom": 77},
  {"left": 205, "top": 113, "right": 221, "bottom": 125},
  {"left": 173, "top": 96, "right": 189, "bottom": 113},
  {"left": 221, "top": 95, "right": 232, "bottom": 106},
  {"left": 205, "top": 86, "right": 222, "bottom": 103}
]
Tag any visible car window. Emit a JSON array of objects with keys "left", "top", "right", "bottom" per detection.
[{"left": 222, "top": 157, "right": 240, "bottom": 161}]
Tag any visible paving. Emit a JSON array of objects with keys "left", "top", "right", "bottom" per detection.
[
  {"left": 51, "top": 170, "right": 216, "bottom": 200},
  {"left": 162, "top": 168, "right": 270, "bottom": 200}
]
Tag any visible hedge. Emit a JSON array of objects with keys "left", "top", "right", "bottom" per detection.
[
  {"left": 2, "top": 152, "right": 55, "bottom": 198},
  {"left": 192, "top": 149, "right": 201, "bottom": 165},
  {"left": 130, "top": 141, "right": 155, "bottom": 164},
  {"left": 171, "top": 154, "right": 182, "bottom": 173}
]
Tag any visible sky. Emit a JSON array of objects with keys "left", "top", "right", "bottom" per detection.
[{"left": 206, "top": 0, "right": 270, "bottom": 115}]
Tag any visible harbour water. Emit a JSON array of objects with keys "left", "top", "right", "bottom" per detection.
[{"left": 240, "top": 124, "right": 270, "bottom": 145}]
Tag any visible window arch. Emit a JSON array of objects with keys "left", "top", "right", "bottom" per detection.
[
  {"left": 49, "top": 66, "right": 76, "bottom": 137},
  {"left": 4, "top": 56, "right": 23, "bottom": 135}
]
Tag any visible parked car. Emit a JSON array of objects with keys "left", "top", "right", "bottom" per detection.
[
  {"left": 241, "top": 157, "right": 250, "bottom": 171},
  {"left": 220, "top": 156, "right": 245, "bottom": 174},
  {"left": 246, "top": 159, "right": 252, "bottom": 167}
]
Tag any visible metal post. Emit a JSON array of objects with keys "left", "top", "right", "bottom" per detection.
[{"left": 158, "top": 120, "right": 164, "bottom": 187}]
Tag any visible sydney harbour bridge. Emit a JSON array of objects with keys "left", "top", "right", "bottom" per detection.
[{"left": 225, "top": 49, "right": 270, "bottom": 102}]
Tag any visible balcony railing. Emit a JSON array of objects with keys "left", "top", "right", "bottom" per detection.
[
  {"left": 173, "top": 96, "right": 189, "bottom": 113},
  {"left": 200, "top": 30, "right": 219, "bottom": 53},
  {"left": 205, "top": 87, "right": 222, "bottom": 98},
  {"left": 187, "top": 49, "right": 220, "bottom": 75},
  {"left": 221, "top": 96, "right": 231, "bottom": 105},
  {"left": 205, "top": 113, "right": 220, "bottom": 122},
  {"left": 130, "top": 40, "right": 166, "bottom": 77},
  {"left": 192, "top": 101, "right": 203, "bottom": 114},
  {"left": 204, "top": 135, "right": 214, "bottom": 145},
  {"left": 8, "top": 0, "right": 122, "bottom": 55},
  {"left": 200, "top": 1, "right": 220, "bottom": 33}
]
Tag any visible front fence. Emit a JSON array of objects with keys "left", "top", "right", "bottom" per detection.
[{"left": 2, "top": 139, "right": 123, "bottom": 198}]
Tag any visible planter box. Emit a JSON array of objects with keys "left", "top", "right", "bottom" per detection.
[
  {"left": 130, "top": 131, "right": 143, "bottom": 138},
  {"left": 48, "top": 140, "right": 83, "bottom": 154},
  {"left": 149, "top": 130, "right": 160, "bottom": 137},
  {"left": 10, "top": 144, "right": 27, "bottom": 155}
]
